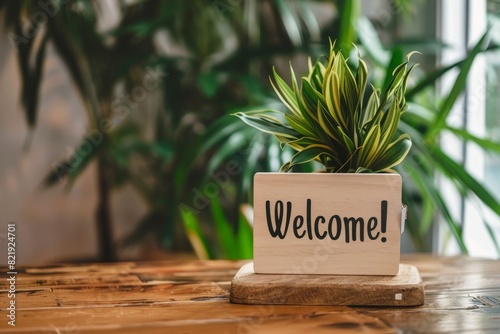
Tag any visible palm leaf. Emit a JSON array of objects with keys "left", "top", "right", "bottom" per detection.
[
  {"left": 431, "top": 148, "right": 500, "bottom": 217},
  {"left": 426, "top": 31, "right": 489, "bottom": 140}
]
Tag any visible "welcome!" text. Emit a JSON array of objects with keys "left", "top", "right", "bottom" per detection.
[{"left": 265, "top": 199, "right": 389, "bottom": 243}]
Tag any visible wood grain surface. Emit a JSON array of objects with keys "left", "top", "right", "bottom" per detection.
[
  {"left": 230, "top": 262, "right": 424, "bottom": 306},
  {"left": 1, "top": 255, "right": 500, "bottom": 333},
  {"left": 253, "top": 173, "right": 403, "bottom": 275}
]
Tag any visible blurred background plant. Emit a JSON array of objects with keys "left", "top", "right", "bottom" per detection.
[{"left": 1, "top": 0, "right": 500, "bottom": 262}]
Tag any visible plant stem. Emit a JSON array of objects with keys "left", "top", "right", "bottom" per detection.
[
  {"left": 96, "top": 156, "right": 115, "bottom": 262},
  {"left": 337, "top": 0, "right": 359, "bottom": 57}
]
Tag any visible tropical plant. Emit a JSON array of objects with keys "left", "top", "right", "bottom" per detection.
[
  {"left": 192, "top": 5, "right": 500, "bottom": 255},
  {"left": 0, "top": 0, "right": 324, "bottom": 260},
  {"left": 3, "top": 0, "right": 500, "bottom": 259},
  {"left": 180, "top": 2, "right": 500, "bottom": 255},
  {"left": 235, "top": 41, "right": 416, "bottom": 173}
]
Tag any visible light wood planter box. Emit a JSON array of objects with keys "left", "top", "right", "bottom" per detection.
[{"left": 253, "top": 172, "right": 403, "bottom": 276}]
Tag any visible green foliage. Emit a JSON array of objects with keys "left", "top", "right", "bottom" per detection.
[
  {"left": 395, "top": 29, "right": 500, "bottom": 254},
  {"left": 235, "top": 42, "right": 417, "bottom": 173},
  {"left": 180, "top": 199, "right": 253, "bottom": 260},
  {"left": 2, "top": 0, "right": 323, "bottom": 258},
  {"left": 4, "top": 0, "right": 500, "bottom": 258}
]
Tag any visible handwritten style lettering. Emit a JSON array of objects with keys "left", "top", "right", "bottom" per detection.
[{"left": 265, "top": 199, "right": 389, "bottom": 243}]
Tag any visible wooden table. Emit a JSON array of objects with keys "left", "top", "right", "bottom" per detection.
[{"left": 1, "top": 255, "right": 500, "bottom": 333}]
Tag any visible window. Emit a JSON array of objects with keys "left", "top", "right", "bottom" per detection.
[{"left": 439, "top": 0, "right": 500, "bottom": 257}]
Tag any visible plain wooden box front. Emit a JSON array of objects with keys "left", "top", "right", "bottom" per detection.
[{"left": 253, "top": 173, "right": 402, "bottom": 275}]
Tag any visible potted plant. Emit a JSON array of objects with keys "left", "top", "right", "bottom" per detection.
[{"left": 234, "top": 41, "right": 417, "bottom": 276}]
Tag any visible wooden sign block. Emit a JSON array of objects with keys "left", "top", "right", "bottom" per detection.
[{"left": 253, "top": 173, "right": 403, "bottom": 276}]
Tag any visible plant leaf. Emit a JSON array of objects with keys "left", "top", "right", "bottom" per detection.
[
  {"left": 426, "top": 31, "right": 489, "bottom": 140},
  {"left": 180, "top": 208, "right": 212, "bottom": 260},
  {"left": 431, "top": 147, "right": 500, "bottom": 216}
]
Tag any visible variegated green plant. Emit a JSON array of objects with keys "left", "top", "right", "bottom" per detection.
[{"left": 235, "top": 42, "right": 417, "bottom": 173}]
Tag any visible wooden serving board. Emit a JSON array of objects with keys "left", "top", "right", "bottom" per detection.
[{"left": 230, "top": 262, "right": 424, "bottom": 306}]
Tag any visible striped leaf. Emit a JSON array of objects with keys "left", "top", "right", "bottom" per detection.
[{"left": 234, "top": 40, "right": 416, "bottom": 173}]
